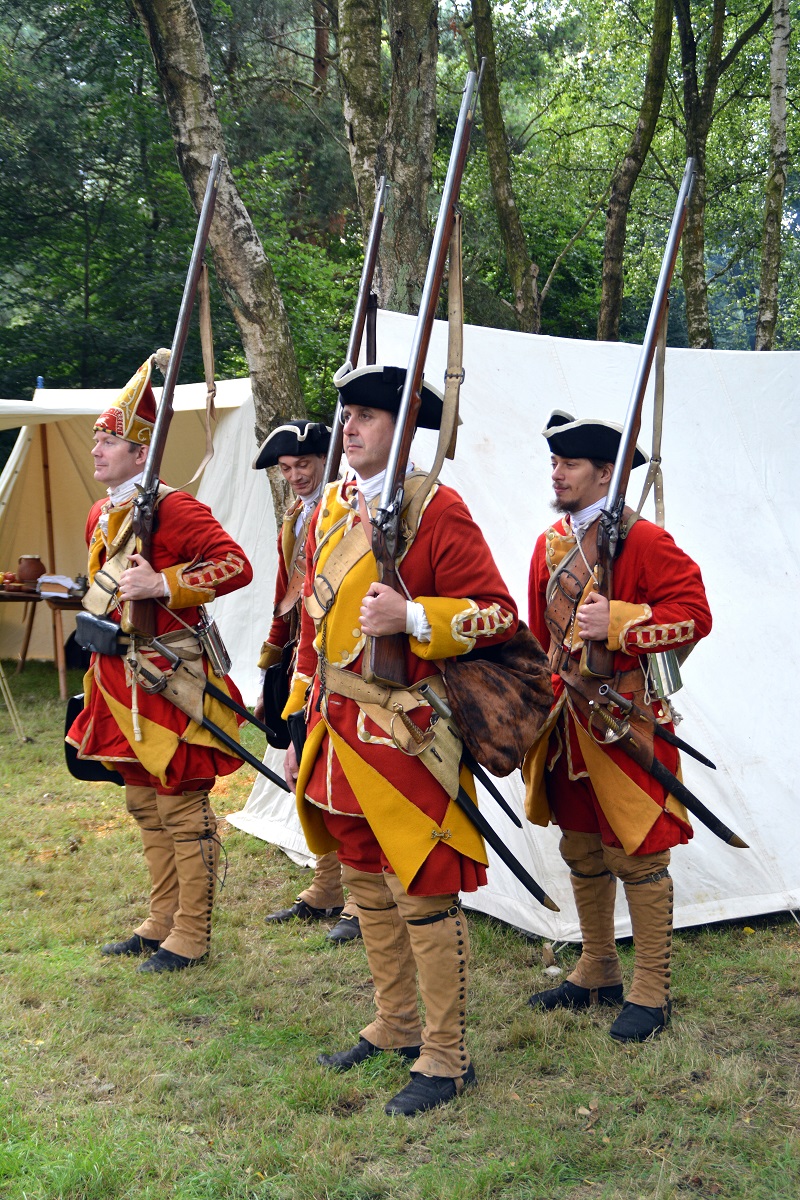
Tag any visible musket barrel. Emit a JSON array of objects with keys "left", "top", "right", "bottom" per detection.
[
  {"left": 377, "top": 70, "right": 480, "bottom": 517},
  {"left": 606, "top": 157, "right": 696, "bottom": 511},
  {"left": 323, "top": 175, "right": 387, "bottom": 488},
  {"left": 140, "top": 154, "right": 223, "bottom": 495}
]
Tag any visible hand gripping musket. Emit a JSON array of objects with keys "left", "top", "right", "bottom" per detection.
[
  {"left": 127, "top": 154, "right": 223, "bottom": 637},
  {"left": 584, "top": 157, "right": 695, "bottom": 679},
  {"left": 322, "top": 175, "right": 388, "bottom": 488},
  {"left": 366, "top": 68, "right": 483, "bottom": 689}
]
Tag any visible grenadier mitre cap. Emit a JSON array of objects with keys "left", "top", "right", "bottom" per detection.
[
  {"left": 93, "top": 349, "right": 170, "bottom": 446},
  {"left": 252, "top": 420, "right": 332, "bottom": 470},
  {"left": 333, "top": 363, "right": 444, "bottom": 431},
  {"left": 542, "top": 409, "right": 646, "bottom": 469}
]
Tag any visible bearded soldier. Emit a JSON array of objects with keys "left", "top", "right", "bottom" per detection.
[
  {"left": 67, "top": 355, "right": 253, "bottom": 974},
  {"left": 524, "top": 411, "right": 712, "bottom": 1041},
  {"left": 253, "top": 420, "right": 361, "bottom": 944},
  {"left": 283, "top": 364, "right": 518, "bottom": 1115}
]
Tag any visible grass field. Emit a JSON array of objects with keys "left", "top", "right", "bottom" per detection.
[{"left": 1, "top": 662, "right": 799, "bottom": 1200}]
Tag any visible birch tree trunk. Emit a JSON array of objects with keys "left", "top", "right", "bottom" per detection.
[
  {"left": 338, "top": 0, "right": 438, "bottom": 313},
  {"left": 596, "top": 0, "right": 672, "bottom": 342},
  {"left": 754, "top": 0, "right": 790, "bottom": 351},
  {"left": 130, "top": 0, "right": 304, "bottom": 492},
  {"left": 471, "top": 0, "right": 540, "bottom": 333}
]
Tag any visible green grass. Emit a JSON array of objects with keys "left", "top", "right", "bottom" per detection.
[{"left": 1, "top": 661, "right": 799, "bottom": 1200}]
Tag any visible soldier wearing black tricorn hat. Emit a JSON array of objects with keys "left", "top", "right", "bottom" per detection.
[
  {"left": 524, "top": 410, "right": 712, "bottom": 1042},
  {"left": 253, "top": 419, "right": 362, "bottom": 944}
]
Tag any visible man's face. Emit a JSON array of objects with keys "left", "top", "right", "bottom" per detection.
[
  {"left": 91, "top": 432, "right": 147, "bottom": 489},
  {"left": 342, "top": 405, "right": 395, "bottom": 478},
  {"left": 550, "top": 455, "right": 612, "bottom": 514},
  {"left": 277, "top": 452, "right": 326, "bottom": 499}
]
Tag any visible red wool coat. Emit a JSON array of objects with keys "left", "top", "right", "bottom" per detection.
[
  {"left": 526, "top": 515, "right": 712, "bottom": 854},
  {"left": 284, "top": 477, "right": 518, "bottom": 895},
  {"left": 67, "top": 489, "right": 253, "bottom": 793}
]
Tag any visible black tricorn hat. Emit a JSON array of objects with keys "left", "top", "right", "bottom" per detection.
[
  {"left": 253, "top": 420, "right": 331, "bottom": 470},
  {"left": 542, "top": 410, "right": 646, "bottom": 469},
  {"left": 334, "top": 363, "right": 443, "bottom": 430}
]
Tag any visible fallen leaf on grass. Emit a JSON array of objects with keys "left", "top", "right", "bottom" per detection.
[
  {"left": 743, "top": 926, "right": 755, "bottom": 935},
  {"left": 542, "top": 942, "right": 556, "bottom": 967}
]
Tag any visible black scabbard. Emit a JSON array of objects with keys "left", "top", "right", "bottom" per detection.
[
  {"left": 204, "top": 678, "right": 274, "bottom": 739},
  {"left": 201, "top": 714, "right": 292, "bottom": 793},
  {"left": 453, "top": 784, "right": 559, "bottom": 912},
  {"left": 647, "top": 758, "right": 747, "bottom": 848}
]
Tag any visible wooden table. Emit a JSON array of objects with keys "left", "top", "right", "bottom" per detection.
[{"left": 0, "top": 591, "right": 42, "bottom": 672}]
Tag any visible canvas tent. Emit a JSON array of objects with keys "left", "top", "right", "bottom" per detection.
[
  {"left": 228, "top": 309, "right": 800, "bottom": 941},
  {"left": 2, "top": 311, "right": 798, "bottom": 940},
  {"left": 0, "top": 378, "right": 270, "bottom": 699}
]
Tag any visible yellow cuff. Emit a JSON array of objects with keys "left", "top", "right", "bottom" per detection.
[
  {"left": 258, "top": 642, "right": 283, "bottom": 670},
  {"left": 607, "top": 601, "right": 651, "bottom": 651},
  {"left": 161, "top": 564, "right": 215, "bottom": 609},
  {"left": 282, "top": 675, "right": 309, "bottom": 719},
  {"left": 409, "top": 596, "right": 477, "bottom": 659}
]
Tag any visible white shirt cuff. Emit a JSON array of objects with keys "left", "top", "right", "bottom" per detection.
[{"left": 405, "top": 601, "right": 431, "bottom": 643}]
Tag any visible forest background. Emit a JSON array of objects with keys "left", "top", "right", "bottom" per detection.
[{"left": 0, "top": 0, "right": 796, "bottom": 476}]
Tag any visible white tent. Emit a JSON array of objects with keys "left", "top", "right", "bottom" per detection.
[
  {"left": 0, "top": 379, "right": 271, "bottom": 700},
  {"left": 2, "top": 313, "right": 797, "bottom": 939},
  {"left": 228, "top": 309, "right": 800, "bottom": 940}
]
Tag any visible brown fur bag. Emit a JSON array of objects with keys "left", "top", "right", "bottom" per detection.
[{"left": 442, "top": 622, "right": 553, "bottom": 777}]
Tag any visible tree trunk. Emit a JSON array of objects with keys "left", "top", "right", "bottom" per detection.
[
  {"left": 338, "top": 0, "right": 385, "bottom": 234},
  {"left": 471, "top": 0, "right": 540, "bottom": 333},
  {"left": 754, "top": 0, "right": 789, "bottom": 351},
  {"left": 337, "top": 0, "right": 438, "bottom": 313},
  {"left": 674, "top": 0, "right": 772, "bottom": 349},
  {"left": 130, "top": 0, "right": 304, "bottom": 518},
  {"left": 377, "top": 0, "right": 438, "bottom": 313},
  {"left": 597, "top": 0, "right": 672, "bottom": 342},
  {"left": 312, "top": 0, "right": 330, "bottom": 93}
]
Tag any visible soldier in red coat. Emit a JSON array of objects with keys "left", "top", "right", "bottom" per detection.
[
  {"left": 67, "top": 354, "right": 253, "bottom": 974},
  {"left": 252, "top": 420, "right": 362, "bottom": 944},
  {"left": 283, "top": 364, "right": 518, "bottom": 1115},
  {"left": 524, "top": 411, "right": 712, "bottom": 1041}
]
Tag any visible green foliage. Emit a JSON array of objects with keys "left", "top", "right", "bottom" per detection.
[{"left": 0, "top": 0, "right": 797, "bottom": 423}]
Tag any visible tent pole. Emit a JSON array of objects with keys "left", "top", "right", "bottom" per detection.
[{"left": 39, "top": 424, "right": 65, "bottom": 692}]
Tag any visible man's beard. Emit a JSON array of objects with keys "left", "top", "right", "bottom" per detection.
[{"left": 551, "top": 495, "right": 580, "bottom": 514}]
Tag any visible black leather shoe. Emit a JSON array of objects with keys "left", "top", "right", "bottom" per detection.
[
  {"left": 528, "top": 979, "right": 624, "bottom": 1010},
  {"left": 609, "top": 1000, "right": 672, "bottom": 1042},
  {"left": 265, "top": 899, "right": 344, "bottom": 924},
  {"left": 317, "top": 1037, "right": 421, "bottom": 1072},
  {"left": 385, "top": 1063, "right": 477, "bottom": 1116},
  {"left": 327, "top": 914, "right": 362, "bottom": 944},
  {"left": 101, "top": 933, "right": 160, "bottom": 957},
  {"left": 137, "top": 948, "right": 208, "bottom": 974}
]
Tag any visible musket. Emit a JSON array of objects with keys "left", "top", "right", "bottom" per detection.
[
  {"left": 367, "top": 67, "right": 483, "bottom": 688},
  {"left": 127, "top": 154, "right": 223, "bottom": 636},
  {"left": 322, "top": 176, "right": 388, "bottom": 488},
  {"left": 586, "top": 158, "right": 696, "bottom": 678}
]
